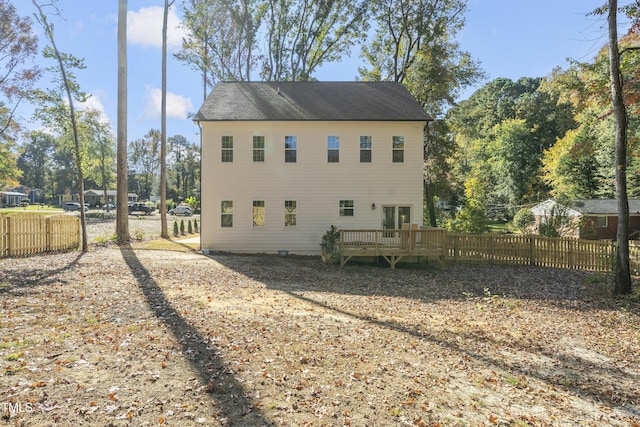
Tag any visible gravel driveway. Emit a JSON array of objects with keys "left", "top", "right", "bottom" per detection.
[{"left": 83, "top": 212, "right": 200, "bottom": 243}]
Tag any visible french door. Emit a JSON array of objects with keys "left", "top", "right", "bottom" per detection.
[{"left": 382, "top": 206, "right": 411, "bottom": 234}]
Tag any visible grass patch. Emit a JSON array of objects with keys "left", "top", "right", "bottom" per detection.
[
  {"left": 133, "top": 236, "right": 199, "bottom": 252},
  {"left": 0, "top": 339, "right": 35, "bottom": 350}
]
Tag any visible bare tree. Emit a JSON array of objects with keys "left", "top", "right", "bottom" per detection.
[
  {"left": 160, "top": 0, "right": 175, "bottom": 239},
  {"left": 32, "top": 0, "right": 88, "bottom": 251},
  {"left": 608, "top": 0, "right": 632, "bottom": 294},
  {"left": 116, "top": 0, "right": 130, "bottom": 243}
]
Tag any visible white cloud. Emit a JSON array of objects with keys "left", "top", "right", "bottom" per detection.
[
  {"left": 127, "top": 6, "right": 186, "bottom": 49},
  {"left": 140, "top": 85, "right": 194, "bottom": 121},
  {"left": 78, "top": 94, "right": 112, "bottom": 127}
]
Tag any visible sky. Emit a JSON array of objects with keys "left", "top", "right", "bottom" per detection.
[{"left": 11, "top": 0, "right": 626, "bottom": 146}]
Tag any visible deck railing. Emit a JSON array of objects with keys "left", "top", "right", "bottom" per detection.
[
  {"left": 337, "top": 227, "right": 620, "bottom": 272},
  {"left": 0, "top": 214, "right": 80, "bottom": 257},
  {"left": 338, "top": 227, "right": 447, "bottom": 268}
]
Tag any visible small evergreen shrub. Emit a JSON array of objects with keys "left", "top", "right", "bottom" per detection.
[
  {"left": 320, "top": 225, "right": 341, "bottom": 264},
  {"left": 173, "top": 221, "right": 179, "bottom": 236},
  {"left": 180, "top": 220, "right": 185, "bottom": 235},
  {"left": 188, "top": 220, "right": 193, "bottom": 234},
  {"left": 193, "top": 219, "right": 198, "bottom": 232}
]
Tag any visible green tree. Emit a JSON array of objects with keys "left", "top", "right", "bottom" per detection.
[
  {"left": 512, "top": 208, "right": 535, "bottom": 235},
  {"left": 33, "top": 0, "right": 88, "bottom": 250},
  {"left": 448, "top": 77, "right": 577, "bottom": 212},
  {"left": 264, "top": 0, "right": 369, "bottom": 81},
  {"left": 0, "top": 0, "right": 40, "bottom": 188},
  {"left": 451, "top": 177, "right": 488, "bottom": 234},
  {"left": 359, "top": 0, "right": 484, "bottom": 226},
  {"left": 17, "top": 131, "right": 55, "bottom": 195},
  {"left": 0, "top": 0, "right": 40, "bottom": 138},
  {"left": 82, "top": 110, "right": 116, "bottom": 210},
  {"left": 129, "top": 129, "right": 161, "bottom": 200}
]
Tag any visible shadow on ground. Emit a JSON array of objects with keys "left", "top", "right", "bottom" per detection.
[{"left": 120, "top": 246, "right": 272, "bottom": 426}]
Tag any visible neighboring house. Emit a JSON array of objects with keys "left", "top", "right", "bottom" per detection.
[
  {"left": 0, "top": 191, "right": 29, "bottom": 207},
  {"left": 530, "top": 199, "right": 640, "bottom": 240},
  {"left": 82, "top": 189, "right": 139, "bottom": 207},
  {"left": 56, "top": 190, "right": 139, "bottom": 207},
  {"left": 194, "top": 81, "right": 431, "bottom": 254}
]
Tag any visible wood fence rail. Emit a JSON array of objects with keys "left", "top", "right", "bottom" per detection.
[
  {"left": 0, "top": 214, "right": 80, "bottom": 258},
  {"left": 337, "top": 228, "right": 622, "bottom": 272},
  {"left": 447, "top": 233, "right": 616, "bottom": 272}
]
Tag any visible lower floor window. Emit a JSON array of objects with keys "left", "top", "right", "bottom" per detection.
[
  {"left": 221, "top": 201, "right": 233, "bottom": 227},
  {"left": 339, "top": 200, "right": 354, "bottom": 216},
  {"left": 285, "top": 200, "right": 297, "bottom": 227},
  {"left": 253, "top": 201, "right": 265, "bottom": 227}
]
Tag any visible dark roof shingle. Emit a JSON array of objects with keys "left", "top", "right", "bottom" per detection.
[{"left": 193, "top": 81, "right": 431, "bottom": 122}]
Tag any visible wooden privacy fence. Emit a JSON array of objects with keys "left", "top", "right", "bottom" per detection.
[
  {"left": 0, "top": 214, "right": 80, "bottom": 257},
  {"left": 337, "top": 228, "right": 619, "bottom": 272},
  {"left": 447, "top": 233, "right": 616, "bottom": 272}
]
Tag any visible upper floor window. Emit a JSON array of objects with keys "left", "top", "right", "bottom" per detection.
[
  {"left": 253, "top": 136, "right": 265, "bottom": 162},
  {"left": 340, "top": 200, "right": 354, "bottom": 217},
  {"left": 221, "top": 201, "right": 233, "bottom": 227},
  {"left": 285, "top": 136, "right": 297, "bottom": 163},
  {"left": 285, "top": 200, "right": 297, "bottom": 227},
  {"left": 392, "top": 136, "right": 404, "bottom": 163},
  {"left": 328, "top": 136, "right": 340, "bottom": 163},
  {"left": 360, "top": 136, "right": 372, "bottom": 163},
  {"left": 221, "top": 136, "right": 233, "bottom": 162},
  {"left": 253, "top": 201, "right": 265, "bottom": 227}
]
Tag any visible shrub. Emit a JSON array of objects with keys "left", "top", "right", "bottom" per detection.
[
  {"left": 512, "top": 208, "right": 535, "bottom": 235},
  {"left": 320, "top": 225, "right": 341, "bottom": 264},
  {"left": 180, "top": 220, "right": 185, "bottom": 235},
  {"left": 193, "top": 219, "right": 198, "bottom": 233},
  {"left": 188, "top": 220, "right": 193, "bottom": 234},
  {"left": 173, "top": 221, "right": 179, "bottom": 237}
]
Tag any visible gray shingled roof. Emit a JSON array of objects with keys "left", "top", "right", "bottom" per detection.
[
  {"left": 573, "top": 199, "right": 640, "bottom": 215},
  {"left": 193, "top": 82, "right": 432, "bottom": 122}
]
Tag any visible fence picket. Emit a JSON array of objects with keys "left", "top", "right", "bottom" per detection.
[{"left": 0, "top": 214, "right": 80, "bottom": 257}]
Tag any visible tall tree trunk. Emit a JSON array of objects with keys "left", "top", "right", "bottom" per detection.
[
  {"left": 608, "top": 0, "right": 632, "bottom": 294},
  {"left": 160, "top": 0, "right": 174, "bottom": 238},
  {"left": 32, "top": 0, "right": 87, "bottom": 251},
  {"left": 116, "top": 0, "right": 130, "bottom": 243}
]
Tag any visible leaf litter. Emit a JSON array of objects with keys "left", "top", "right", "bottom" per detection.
[{"left": 0, "top": 246, "right": 638, "bottom": 426}]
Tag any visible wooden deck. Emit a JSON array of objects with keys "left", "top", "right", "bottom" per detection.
[{"left": 337, "top": 227, "right": 447, "bottom": 269}]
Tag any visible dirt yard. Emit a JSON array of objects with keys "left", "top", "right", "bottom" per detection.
[{"left": 0, "top": 241, "right": 639, "bottom": 426}]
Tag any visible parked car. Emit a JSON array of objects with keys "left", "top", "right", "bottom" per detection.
[
  {"left": 128, "top": 202, "right": 155, "bottom": 215},
  {"left": 169, "top": 205, "right": 193, "bottom": 216},
  {"left": 102, "top": 203, "right": 115, "bottom": 210},
  {"left": 63, "top": 202, "right": 88, "bottom": 212}
]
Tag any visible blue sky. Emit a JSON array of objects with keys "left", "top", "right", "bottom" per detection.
[{"left": 12, "top": 0, "right": 624, "bottom": 146}]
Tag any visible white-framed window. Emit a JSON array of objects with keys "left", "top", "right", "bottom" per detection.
[
  {"left": 328, "top": 136, "right": 339, "bottom": 163},
  {"left": 392, "top": 136, "right": 404, "bottom": 163},
  {"left": 596, "top": 216, "right": 608, "bottom": 228},
  {"left": 221, "top": 201, "right": 233, "bottom": 227},
  {"left": 221, "top": 136, "right": 233, "bottom": 162},
  {"left": 285, "top": 200, "right": 297, "bottom": 227},
  {"left": 360, "top": 136, "right": 372, "bottom": 162},
  {"left": 253, "top": 200, "right": 265, "bottom": 227},
  {"left": 340, "top": 200, "right": 354, "bottom": 217},
  {"left": 253, "top": 136, "right": 265, "bottom": 162},
  {"left": 285, "top": 136, "right": 297, "bottom": 163}
]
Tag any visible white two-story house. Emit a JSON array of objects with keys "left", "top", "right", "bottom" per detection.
[{"left": 194, "top": 81, "right": 431, "bottom": 254}]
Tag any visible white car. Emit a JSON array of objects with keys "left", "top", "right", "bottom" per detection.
[{"left": 169, "top": 205, "right": 193, "bottom": 216}]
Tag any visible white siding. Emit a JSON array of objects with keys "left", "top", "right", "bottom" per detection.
[{"left": 200, "top": 120, "right": 425, "bottom": 254}]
